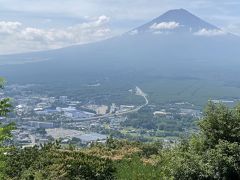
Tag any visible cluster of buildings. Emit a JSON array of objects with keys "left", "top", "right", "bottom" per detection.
[
  {"left": 56, "top": 106, "right": 95, "bottom": 119},
  {"left": 82, "top": 104, "right": 109, "bottom": 115},
  {"left": 3, "top": 84, "right": 134, "bottom": 147},
  {"left": 154, "top": 108, "right": 201, "bottom": 119},
  {"left": 7, "top": 84, "right": 237, "bottom": 148}
]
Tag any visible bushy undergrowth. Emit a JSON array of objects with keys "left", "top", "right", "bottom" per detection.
[{"left": 1, "top": 102, "right": 240, "bottom": 180}]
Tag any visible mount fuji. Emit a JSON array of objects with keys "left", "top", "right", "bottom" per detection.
[
  {"left": 1, "top": 9, "right": 240, "bottom": 104},
  {"left": 129, "top": 8, "right": 219, "bottom": 34}
]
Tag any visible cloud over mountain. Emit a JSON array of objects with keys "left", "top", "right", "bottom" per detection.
[
  {"left": 194, "top": 28, "right": 226, "bottom": 36},
  {"left": 150, "top": 21, "right": 180, "bottom": 30}
]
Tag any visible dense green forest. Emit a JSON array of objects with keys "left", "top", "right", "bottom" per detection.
[{"left": 1, "top": 78, "right": 240, "bottom": 179}]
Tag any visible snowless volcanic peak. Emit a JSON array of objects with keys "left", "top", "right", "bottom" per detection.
[{"left": 130, "top": 9, "right": 220, "bottom": 35}]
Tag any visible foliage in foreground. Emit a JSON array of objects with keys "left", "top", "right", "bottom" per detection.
[
  {"left": 0, "top": 78, "right": 15, "bottom": 179},
  {"left": 2, "top": 100, "right": 240, "bottom": 179},
  {"left": 5, "top": 142, "right": 115, "bottom": 180}
]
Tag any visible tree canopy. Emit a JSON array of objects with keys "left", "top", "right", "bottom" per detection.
[
  {"left": 0, "top": 77, "right": 15, "bottom": 178},
  {"left": 1, "top": 80, "right": 240, "bottom": 180}
]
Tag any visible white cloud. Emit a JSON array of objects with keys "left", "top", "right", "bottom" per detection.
[
  {"left": 194, "top": 28, "right": 226, "bottom": 36},
  {"left": 0, "top": 21, "right": 22, "bottom": 34},
  {"left": 1, "top": 0, "right": 240, "bottom": 37},
  {"left": 150, "top": 21, "right": 180, "bottom": 30},
  {"left": 0, "top": 16, "right": 112, "bottom": 54},
  {"left": 96, "top": 15, "right": 110, "bottom": 25}
]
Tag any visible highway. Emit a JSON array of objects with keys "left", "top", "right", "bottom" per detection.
[{"left": 66, "top": 86, "right": 148, "bottom": 122}]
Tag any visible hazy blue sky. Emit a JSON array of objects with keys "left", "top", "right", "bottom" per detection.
[{"left": 0, "top": 0, "right": 240, "bottom": 54}]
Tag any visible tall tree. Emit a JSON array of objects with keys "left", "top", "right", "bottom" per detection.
[{"left": 0, "top": 77, "right": 14, "bottom": 178}]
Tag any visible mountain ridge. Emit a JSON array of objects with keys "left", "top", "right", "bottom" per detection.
[
  {"left": 128, "top": 8, "right": 220, "bottom": 35},
  {"left": 1, "top": 9, "right": 240, "bottom": 106}
]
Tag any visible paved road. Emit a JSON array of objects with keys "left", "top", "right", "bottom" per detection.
[{"left": 66, "top": 86, "right": 149, "bottom": 122}]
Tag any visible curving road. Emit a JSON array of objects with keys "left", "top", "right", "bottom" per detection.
[{"left": 67, "top": 86, "right": 148, "bottom": 122}]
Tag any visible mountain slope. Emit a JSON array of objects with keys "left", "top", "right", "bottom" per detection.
[
  {"left": 132, "top": 8, "right": 218, "bottom": 34},
  {"left": 1, "top": 9, "right": 240, "bottom": 105}
]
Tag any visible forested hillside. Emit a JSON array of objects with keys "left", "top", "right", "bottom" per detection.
[{"left": 1, "top": 97, "right": 240, "bottom": 179}]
